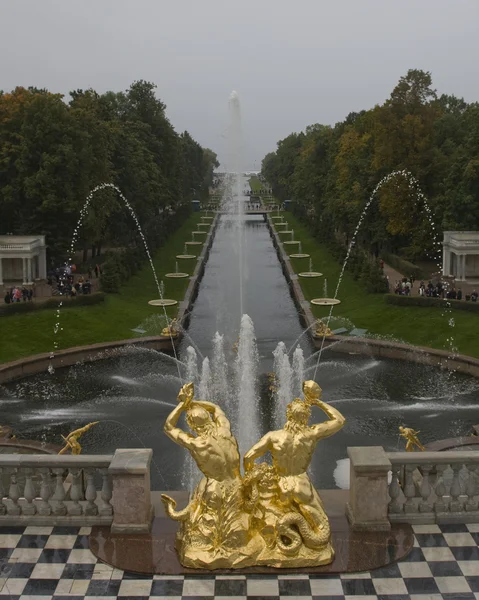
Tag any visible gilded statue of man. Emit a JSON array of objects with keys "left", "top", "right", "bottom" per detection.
[
  {"left": 244, "top": 380, "right": 345, "bottom": 562},
  {"left": 161, "top": 383, "right": 250, "bottom": 568}
]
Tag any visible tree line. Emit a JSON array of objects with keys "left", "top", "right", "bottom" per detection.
[
  {"left": 0, "top": 81, "right": 219, "bottom": 262},
  {"left": 262, "top": 69, "right": 479, "bottom": 264}
]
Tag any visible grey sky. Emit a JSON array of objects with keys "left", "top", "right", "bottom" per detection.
[{"left": 1, "top": 0, "right": 478, "bottom": 169}]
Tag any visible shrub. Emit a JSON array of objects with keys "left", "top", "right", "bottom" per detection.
[
  {"left": 382, "top": 252, "right": 428, "bottom": 280},
  {"left": 385, "top": 294, "right": 479, "bottom": 313},
  {"left": 0, "top": 293, "right": 105, "bottom": 316},
  {"left": 101, "top": 259, "right": 122, "bottom": 293}
]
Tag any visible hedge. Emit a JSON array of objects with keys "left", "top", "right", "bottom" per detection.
[
  {"left": 385, "top": 293, "right": 479, "bottom": 313},
  {"left": 381, "top": 252, "right": 428, "bottom": 280},
  {"left": 0, "top": 292, "right": 105, "bottom": 316}
]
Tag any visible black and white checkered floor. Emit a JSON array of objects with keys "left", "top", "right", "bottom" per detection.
[{"left": 0, "top": 523, "right": 478, "bottom": 599}]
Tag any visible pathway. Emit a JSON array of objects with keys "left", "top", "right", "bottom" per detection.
[{"left": 0, "top": 523, "right": 478, "bottom": 599}]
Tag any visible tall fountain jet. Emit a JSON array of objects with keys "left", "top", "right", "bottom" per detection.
[{"left": 225, "top": 91, "right": 245, "bottom": 318}]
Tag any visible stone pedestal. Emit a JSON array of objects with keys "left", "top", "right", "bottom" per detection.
[
  {"left": 109, "top": 449, "right": 153, "bottom": 534},
  {"left": 346, "top": 446, "right": 391, "bottom": 531}
]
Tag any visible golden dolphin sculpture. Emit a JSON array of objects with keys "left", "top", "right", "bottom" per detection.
[{"left": 161, "top": 380, "right": 345, "bottom": 569}]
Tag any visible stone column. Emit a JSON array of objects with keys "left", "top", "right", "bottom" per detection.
[
  {"left": 0, "top": 257, "right": 3, "bottom": 286},
  {"left": 443, "top": 246, "right": 451, "bottom": 277},
  {"left": 109, "top": 449, "right": 153, "bottom": 533},
  {"left": 27, "top": 258, "right": 32, "bottom": 284},
  {"left": 39, "top": 247, "right": 47, "bottom": 280},
  {"left": 346, "top": 446, "right": 391, "bottom": 531},
  {"left": 22, "top": 258, "right": 27, "bottom": 285}
]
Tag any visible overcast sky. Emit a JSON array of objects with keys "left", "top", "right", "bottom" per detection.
[{"left": 1, "top": 0, "right": 478, "bottom": 169}]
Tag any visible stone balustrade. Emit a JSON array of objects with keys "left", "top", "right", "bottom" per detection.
[
  {"left": 347, "top": 446, "right": 479, "bottom": 530},
  {"left": 0, "top": 449, "right": 153, "bottom": 533},
  {"left": 387, "top": 451, "right": 479, "bottom": 525}
]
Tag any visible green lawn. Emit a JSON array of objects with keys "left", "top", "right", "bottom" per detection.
[
  {"left": 1, "top": 214, "right": 205, "bottom": 364},
  {"left": 278, "top": 214, "right": 479, "bottom": 358},
  {"left": 248, "top": 175, "right": 264, "bottom": 193}
]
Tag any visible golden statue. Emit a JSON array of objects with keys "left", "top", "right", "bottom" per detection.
[
  {"left": 161, "top": 318, "right": 178, "bottom": 337},
  {"left": 399, "top": 426, "right": 425, "bottom": 452},
  {"left": 315, "top": 320, "right": 333, "bottom": 337},
  {"left": 58, "top": 422, "right": 99, "bottom": 455},
  {"left": 162, "top": 380, "right": 345, "bottom": 569}
]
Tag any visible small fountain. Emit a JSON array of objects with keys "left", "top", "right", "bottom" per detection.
[
  {"left": 299, "top": 258, "right": 322, "bottom": 278},
  {"left": 185, "top": 231, "right": 203, "bottom": 247},
  {"left": 235, "top": 314, "right": 260, "bottom": 455},
  {"left": 148, "top": 280, "right": 178, "bottom": 307},
  {"left": 165, "top": 261, "right": 189, "bottom": 279},
  {"left": 198, "top": 357, "right": 212, "bottom": 399},
  {"left": 291, "top": 346, "right": 305, "bottom": 398},
  {"left": 311, "top": 298, "right": 341, "bottom": 307},
  {"left": 177, "top": 244, "right": 196, "bottom": 260},
  {"left": 290, "top": 241, "right": 310, "bottom": 259},
  {"left": 272, "top": 342, "right": 292, "bottom": 429},
  {"left": 284, "top": 232, "right": 300, "bottom": 248}
]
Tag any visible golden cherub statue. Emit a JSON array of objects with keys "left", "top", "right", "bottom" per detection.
[
  {"left": 162, "top": 380, "right": 345, "bottom": 569},
  {"left": 315, "top": 320, "right": 333, "bottom": 337},
  {"left": 161, "top": 318, "right": 178, "bottom": 337},
  {"left": 399, "top": 426, "right": 425, "bottom": 452},
  {"left": 58, "top": 422, "right": 99, "bottom": 455}
]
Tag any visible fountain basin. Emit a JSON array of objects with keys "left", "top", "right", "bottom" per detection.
[
  {"left": 290, "top": 253, "right": 310, "bottom": 259},
  {"left": 165, "top": 273, "right": 189, "bottom": 279},
  {"left": 311, "top": 298, "right": 341, "bottom": 306},
  {"left": 148, "top": 299, "right": 178, "bottom": 307},
  {"left": 185, "top": 241, "right": 203, "bottom": 246},
  {"left": 192, "top": 231, "right": 207, "bottom": 235},
  {"left": 283, "top": 240, "right": 301, "bottom": 246},
  {"left": 176, "top": 254, "right": 196, "bottom": 260},
  {"left": 299, "top": 272, "right": 323, "bottom": 278},
  {"left": 278, "top": 230, "right": 293, "bottom": 235}
]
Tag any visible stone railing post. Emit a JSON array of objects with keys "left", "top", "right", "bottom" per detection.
[
  {"left": 109, "top": 449, "right": 153, "bottom": 534},
  {"left": 346, "top": 446, "right": 391, "bottom": 531}
]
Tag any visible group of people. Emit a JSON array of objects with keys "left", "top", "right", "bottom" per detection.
[
  {"left": 4, "top": 286, "right": 34, "bottom": 303},
  {"left": 393, "top": 276, "right": 479, "bottom": 301}
]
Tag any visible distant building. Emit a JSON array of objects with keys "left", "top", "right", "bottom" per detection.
[
  {"left": 442, "top": 231, "right": 479, "bottom": 281},
  {"left": 0, "top": 235, "right": 47, "bottom": 285}
]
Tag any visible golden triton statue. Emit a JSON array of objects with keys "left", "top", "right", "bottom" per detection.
[
  {"left": 315, "top": 320, "right": 333, "bottom": 337},
  {"left": 58, "top": 422, "right": 99, "bottom": 455},
  {"left": 162, "top": 380, "right": 345, "bottom": 569},
  {"left": 399, "top": 426, "right": 425, "bottom": 452},
  {"left": 161, "top": 318, "right": 178, "bottom": 337}
]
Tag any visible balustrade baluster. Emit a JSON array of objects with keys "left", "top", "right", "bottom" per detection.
[
  {"left": 434, "top": 465, "right": 447, "bottom": 513},
  {"left": 23, "top": 469, "right": 37, "bottom": 516},
  {"left": 52, "top": 468, "right": 67, "bottom": 516},
  {"left": 450, "top": 464, "right": 463, "bottom": 513},
  {"left": 99, "top": 468, "right": 113, "bottom": 516},
  {"left": 419, "top": 464, "right": 433, "bottom": 513},
  {"left": 0, "top": 468, "right": 6, "bottom": 515},
  {"left": 84, "top": 470, "right": 98, "bottom": 516},
  {"left": 404, "top": 464, "right": 418, "bottom": 514},
  {"left": 388, "top": 465, "right": 402, "bottom": 513},
  {"left": 8, "top": 470, "right": 21, "bottom": 516},
  {"left": 68, "top": 469, "right": 83, "bottom": 516},
  {"left": 465, "top": 464, "right": 478, "bottom": 512},
  {"left": 38, "top": 469, "right": 52, "bottom": 516}
]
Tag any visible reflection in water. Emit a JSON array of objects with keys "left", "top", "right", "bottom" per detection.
[{"left": 2, "top": 216, "right": 479, "bottom": 490}]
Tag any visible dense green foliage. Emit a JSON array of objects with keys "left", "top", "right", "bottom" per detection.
[
  {"left": 0, "top": 82, "right": 219, "bottom": 261},
  {"left": 262, "top": 70, "right": 479, "bottom": 262}
]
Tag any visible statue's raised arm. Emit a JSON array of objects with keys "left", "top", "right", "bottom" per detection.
[
  {"left": 303, "top": 380, "right": 345, "bottom": 440},
  {"left": 164, "top": 382, "right": 195, "bottom": 449}
]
